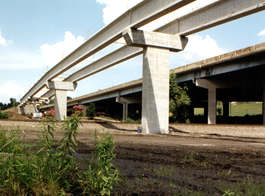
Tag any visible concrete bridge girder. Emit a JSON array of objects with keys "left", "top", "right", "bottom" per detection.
[{"left": 20, "top": 0, "right": 265, "bottom": 133}]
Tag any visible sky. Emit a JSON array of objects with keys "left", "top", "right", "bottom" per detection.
[{"left": 0, "top": 0, "right": 265, "bottom": 103}]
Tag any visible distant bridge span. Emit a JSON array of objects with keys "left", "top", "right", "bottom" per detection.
[{"left": 20, "top": 0, "right": 265, "bottom": 134}]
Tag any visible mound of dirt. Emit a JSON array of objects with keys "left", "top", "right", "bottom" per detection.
[{"left": 3, "top": 107, "right": 31, "bottom": 120}]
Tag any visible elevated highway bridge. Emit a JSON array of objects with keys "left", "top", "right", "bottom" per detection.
[
  {"left": 39, "top": 42, "right": 265, "bottom": 124},
  {"left": 20, "top": 0, "right": 265, "bottom": 133}
]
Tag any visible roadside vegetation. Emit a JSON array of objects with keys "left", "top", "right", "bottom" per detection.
[
  {"left": 86, "top": 103, "right": 96, "bottom": 119},
  {"left": 0, "top": 113, "right": 119, "bottom": 195},
  {"left": 0, "top": 110, "right": 8, "bottom": 119},
  {"left": 0, "top": 98, "right": 19, "bottom": 111},
  {"left": 169, "top": 73, "right": 191, "bottom": 123}
]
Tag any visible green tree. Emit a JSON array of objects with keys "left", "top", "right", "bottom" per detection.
[
  {"left": 86, "top": 103, "right": 96, "bottom": 119},
  {"left": 169, "top": 73, "right": 191, "bottom": 122},
  {"left": 9, "top": 98, "right": 19, "bottom": 107}
]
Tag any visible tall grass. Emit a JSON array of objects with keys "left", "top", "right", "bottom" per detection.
[{"left": 0, "top": 114, "right": 119, "bottom": 195}]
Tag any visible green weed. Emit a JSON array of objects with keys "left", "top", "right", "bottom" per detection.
[
  {"left": 0, "top": 114, "right": 119, "bottom": 195},
  {"left": 79, "top": 133, "right": 119, "bottom": 195},
  {"left": 219, "top": 180, "right": 265, "bottom": 196}
]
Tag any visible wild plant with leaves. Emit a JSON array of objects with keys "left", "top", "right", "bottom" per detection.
[
  {"left": 0, "top": 113, "right": 119, "bottom": 195},
  {"left": 79, "top": 133, "right": 119, "bottom": 195}
]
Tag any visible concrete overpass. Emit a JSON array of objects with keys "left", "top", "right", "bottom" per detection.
[
  {"left": 20, "top": 0, "right": 265, "bottom": 134},
  {"left": 40, "top": 42, "right": 265, "bottom": 124}
]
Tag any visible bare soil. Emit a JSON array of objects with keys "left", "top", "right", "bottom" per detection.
[
  {"left": 77, "top": 133, "right": 265, "bottom": 195},
  {"left": 3, "top": 107, "right": 31, "bottom": 120},
  {"left": 1, "top": 120, "right": 265, "bottom": 195}
]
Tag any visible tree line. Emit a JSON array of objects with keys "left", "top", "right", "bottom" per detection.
[{"left": 0, "top": 98, "right": 20, "bottom": 110}]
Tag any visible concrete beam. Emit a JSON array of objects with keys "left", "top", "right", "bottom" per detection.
[
  {"left": 123, "top": 29, "right": 188, "bottom": 52},
  {"left": 20, "top": 0, "right": 194, "bottom": 104},
  {"left": 67, "top": 46, "right": 142, "bottom": 82},
  {"left": 195, "top": 78, "right": 232, "bottom": 89},
  {"left": 116, "top": 96, "right": 140, "bottom": 104},
  {"left": 158, "top": 0, "right": 265, "bottom": 36},
  {"left": 48, "top": 81, "right": 76, "bottom": 91},
  {"left": 39, "top": 0, "right": 265, "bottom": 100},
  {"left": 176, "top": 57, "right": 265, "bottom": 83}
]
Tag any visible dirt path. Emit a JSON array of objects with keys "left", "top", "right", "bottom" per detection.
[{"left": 1, "top": 120, "right": 265, "bottom": 195}]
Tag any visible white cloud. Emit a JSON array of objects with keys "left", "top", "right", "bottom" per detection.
[
  {"left": 0, "top": 34, "right": 7, "bottom": 46},
  {"left": 0, "top": 32, "right": 12, "bottom": 46},
  {"left": 0, "top": 51, "right": 43, "bottom": 70},
  {"left": 40, "top": 31, "right": 85, "bottom": 69},
  {"left": 183, "top": 35, "right": 226, "bottom": 60},
  {"left": 0, "top": 31, "right": 85, "bottom": 72},
  {"left": 258, "top": 29, "right": 265, "bottom": 37},
  {"left": 0, "top": 81, "right": 26, "bottom": 103},
  {"left": 172, "top": 34, "right": 227, "bottom": 66},
  {"left": 96, "top": 0, "right": 142, "bottom": 25}
]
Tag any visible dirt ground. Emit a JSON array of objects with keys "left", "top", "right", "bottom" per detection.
[
  {"left": 1, "top": 120, "right": 265, "bottom": 195},
  {"left": 3, "top": 107, "right": 31, "bottom": 120},
  {"left": 78, "top": 132, "right": 265, "bottom": 195}
]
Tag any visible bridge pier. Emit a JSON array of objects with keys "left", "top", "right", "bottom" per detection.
[
  {"left": 195, "top": 79, "right": 218, "bottom": 125},
  {"left": 142, "top": 47, "right": 170, "bottom": 133},
  {"left": 116, "top": 96, "right": 139, "bottom": 121},
  {"left": 208, "top": 88, "right": 217, "bottom": 124},
  {"left": 17, "top": 105, "right": 25, "bottom": 115},
  {"left": 48, "top": 81, "right": 76, "bottom": 121},
  {"left": 123, "top": 28, "right": 187, "bottom": 134},
  {"left": 263, "top": 86, "right": 265, "bottom": 125}
]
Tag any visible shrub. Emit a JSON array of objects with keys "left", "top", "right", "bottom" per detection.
[
  {"left": 79, "top": 133, "right": 119, "bottom": 195},
  {"left": 86, "top": 103, "right": 95, "bottom": 119},
  {"left": 169, "top": 73, "right": 191, "bottom": 122},
  {"left": 0, "top": 110, "right": 8, "bottom": 119}
]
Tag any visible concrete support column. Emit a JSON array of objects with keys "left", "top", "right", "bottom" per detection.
[
  {"left": 263, "top": 87, "right": 265, "bottom": 125},
  {"left": 196, "top": 79, "right": 219, "bottom": 125},
  {"left": 142, "top": 47, "right": 170, "bottom": 134},
  {"left": 17, "top": 105, "right": 25, "bottom": 115},
  {"left": 48, "top": 81, "right": 76, "bottom": 121},
  {"left": 122, "top": 28, "right": 188, "bottom": 134},
  {"left": 208, "top": 88, "right": 216, "bottom": 124},
  {"left": 116, "top": 96, "right": 139, "bottom": 121},
  {"left": 122, "top": 103, "right": 128, "bottom": 121},
  {"left": 223, "top": 101, "right": 229, "bottom": 117},
  {"left": 54, "top": 90, "right": 68, "bottom": 121}
]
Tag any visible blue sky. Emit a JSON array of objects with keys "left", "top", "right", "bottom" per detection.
[{"left": 0, "top": 0, "right": 265, "bottom": 103}]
